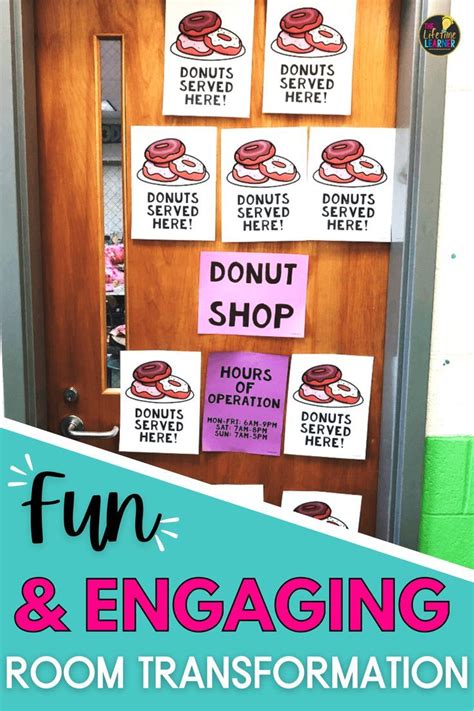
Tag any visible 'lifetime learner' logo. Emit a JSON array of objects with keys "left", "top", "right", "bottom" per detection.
[{"left": 419, "top": 15, "right": 460, "bottom": 56}]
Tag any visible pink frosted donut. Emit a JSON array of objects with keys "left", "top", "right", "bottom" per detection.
[
  {"left": 145, "top": 138, "right": 185, "bottom": 164},
  {"left": 299, "top": 384, "right": 334, "bottom": 404},
  {"left": 142, "top": 161, "right": 178, "bottom": 182},
  {"left": 280, "top": 8, "right": 323, "bottom": 34},
  {"left": 156, "top": 375, "right": 191, "bottom": 400},
  {"left": 277, "top": 30, "right": 313, "bottom": 54},
  {"left": 130, "top": 381, "right": 164, "bottom": 400},
  {"left": 347, "top": 156, "right": 384, "bottom": 183},
  {"left": 303, "top": 364, "right": 342, "bottom": 387},
  {"left": 324, "top": 379, "right": 361, "bottom": 405},
  {"left": 294, "top": 501, "right": 331, "bottom": 520},
  {"left": 319, "top": 161, "right": 355, "bottom": 184},
  {"left": 169, "top": 154, "right": 206, "bottom": 181},
  {"left": 176, "top": 33, "right": 212, "bottom": 57},
  {"left": 232, "top": 163, "right": 269, "bottom": 185},
  {"left": 133, "top": 360, "right": 171, "bottom": 383},
  {"left": 259, "top": 155, "right": 297, "bottom": 182},
  {"left": 179, "top": 11, "right": 221, "bottom": 38},
  {"left": 306, "top": 24, "right": 344, "bottom": 52},
  {"left": 322, "top": 139, "right": 364, "bottom": 166},
  {"left": 204, "top": 28, "right": 242, "bottom": 56},
  {"left": 235, "top": 140, "right": 276, "bottom": 167}
]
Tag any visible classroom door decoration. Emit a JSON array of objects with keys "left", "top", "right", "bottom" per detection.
[
  {"left": 262, "top": 0, "right": 357, "bottom": 115},
  {"left": 120, "top": 351, "right": 201, "bottom": 454},
  {"left": 202, "top": 351, "right": 290, "bottom": 456},
  {"left": 221, "top": 127, "right": 309, "bottom": 242},
  {"left": 162, "top": 0, "right": 255, "bottom": 117},
  {"left": 198, "top": 251, "right": 309, "bottom": 338},
  {"left": 308, "top": 127, "right": 396, "bottom": 242},
  {"left": 284, "top": 354, "right": 374, "bottom": 460},
  {"left": 281, "top": 490, "right": 362, "bottom": 531},
  {"left": 131, "top": 126, "right": 217, "bottom": 241}
]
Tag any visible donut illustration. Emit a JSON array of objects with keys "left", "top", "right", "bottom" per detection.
[
  {"left": 272, "top": 7, "right": 346, "bottom": 57},
  {"left": 126, "top": 361, "right": 194, "bottom": 403},
  {"left": 293, "top": 501, "right": 348, "bottom": 528},
  {"left": 171, "top": 11, "right": 245, "bottom": 60},
  {"left": 227, "top": 139, "right": 300, "bottom": 187},
  {"left": 138, "top": 138, "right": 209, "bottom": 186},
  {"left": 294, "top": 364, "right": 363, "bottom": 408},
  {"left": 314, "top": 139, "right": 387, "bottom": 187}
]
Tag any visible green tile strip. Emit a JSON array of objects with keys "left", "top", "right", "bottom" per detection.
[{"left": 419, "top": 436, "right": 474, "bottom": 569}]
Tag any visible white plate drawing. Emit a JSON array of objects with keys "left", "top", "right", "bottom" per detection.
[
  {"left": 293, "top": 391, "right": 364, "bottom": 408},
  {"left": 170, "top": 42, "right": 246, "bottom": 61},
  {"left": 126, "top": 388, "right": 194, "bottom": 404},
  {"left": 137, "top": 169, "right": 210, "bottom": 187},
  {"left": 270, "top": 38, "right": 347, "bottom": 59},
  {"left": 326, "top": 516, "right": 348, "bottom": 528},
  {"left": 226, "top": 172, "right": 300, "bottom": 188},
  {"left": 313, "top": 171, "right": 388, "bottom": 188}
]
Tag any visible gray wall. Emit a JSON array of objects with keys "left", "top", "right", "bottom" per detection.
[
  {"left": 0, "top": 0, "right": 27, "bottom": 421},
  {"left": 0, "top": 0, "right": 46, "bottom": 426}
]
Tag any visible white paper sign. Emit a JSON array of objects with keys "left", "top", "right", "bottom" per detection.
[
  {"left": 120, "top": 350, "right": 201, "bottom": 454},
  {"left": 284, "top": 354, "right": 374, "bottom": 460},
  {"left": 308, "top": 128, "right": 396, "bottom": 242},
  {"left": 262, "top": 0, "right": 357, "bottom": 115},
  {"left": 214, "top": 485, "right": 265, "bottom": 504},
  {"left": 221, "top": 127, "right": 309, "bottom": 242},
  {"left": 281, "top": 490, "right": 362, "bottom": 531},
  {"left": 162, "top": 0, "right": 255, "bottom": 118},
  {"left": 131, "top": 126, "right": 217, "bottom": 241}
]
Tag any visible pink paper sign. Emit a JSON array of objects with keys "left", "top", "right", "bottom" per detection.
[
  {"left": 198, "top": 251, "right": 309, "bottom": 338},
  {"left": 202, "top": 351, "right": 290, "bottom": 456}
]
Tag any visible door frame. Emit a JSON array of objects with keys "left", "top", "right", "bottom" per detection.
[
  {"left": 1, "top": 0, "right": 448, "bottom": 549},
  {"left": 377, "top": 0, "right": 450, "bottom": 549}
]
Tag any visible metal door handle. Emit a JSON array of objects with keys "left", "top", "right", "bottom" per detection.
[{"left": 60, "top": 415, "right": 119, "bottom": 439}]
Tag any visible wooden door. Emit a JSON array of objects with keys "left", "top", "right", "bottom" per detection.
[{"left": 35, "top": 0, "right": 400, "bottom": 535}]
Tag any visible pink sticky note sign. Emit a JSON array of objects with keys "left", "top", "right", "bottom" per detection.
[{"left": 198, "top": 251, "right": 309, "bottom": 338}]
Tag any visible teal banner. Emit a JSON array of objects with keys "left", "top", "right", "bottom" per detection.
[{"left": 1, "top": 420, "right": 473, "bottom": 710}]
